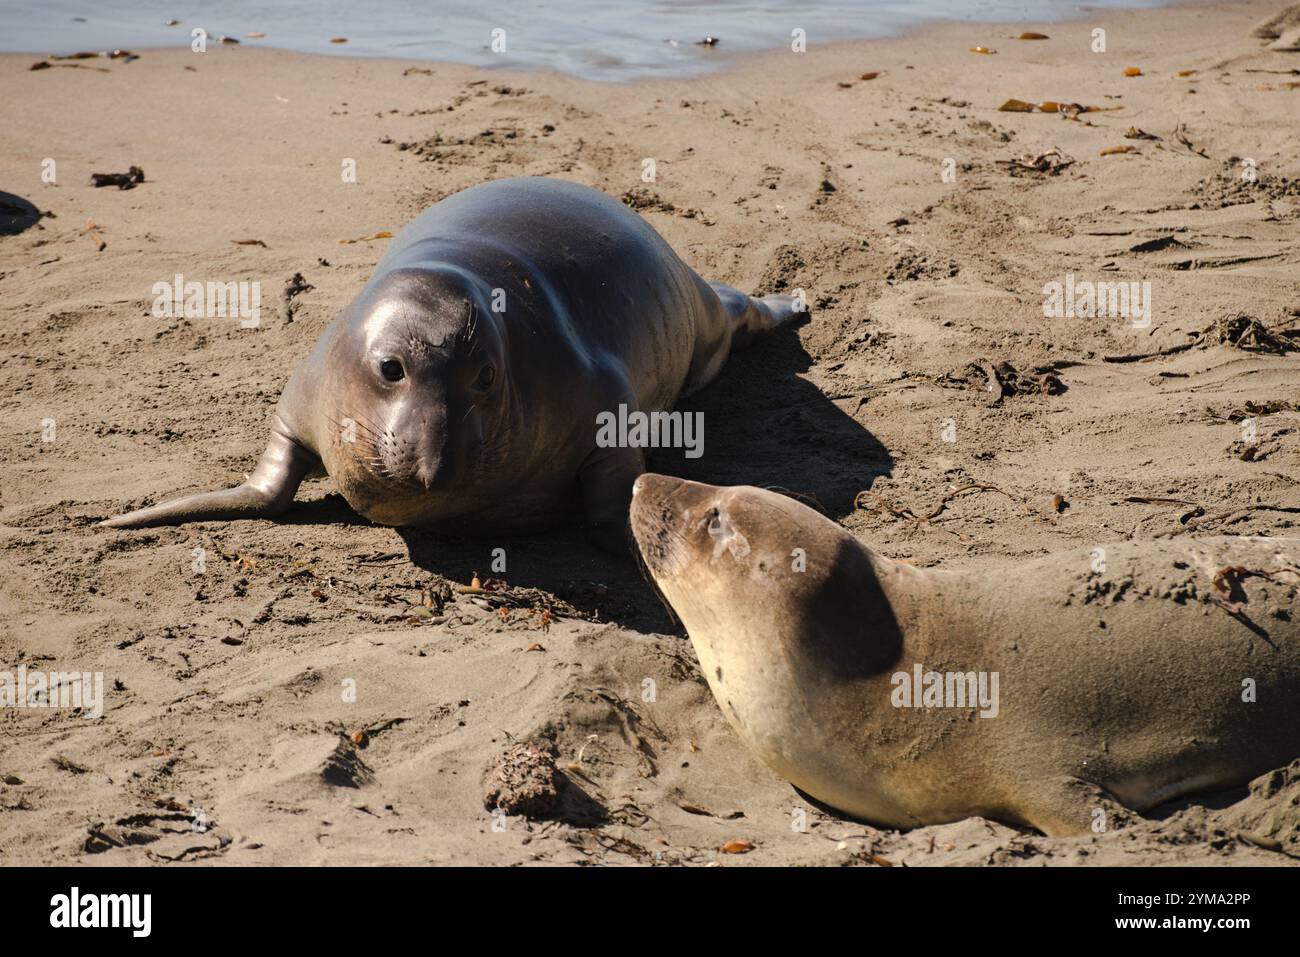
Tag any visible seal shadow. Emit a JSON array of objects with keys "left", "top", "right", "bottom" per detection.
[
  {"left": 278, "top": 489, "right": 375, "bottom": 527},
  {"left": 657, "top": 313, "right": 894, "bottom": 519},
  {"left": 0, "top": 192, "right": 43, "bottom": 236},
  {"left": 280, "top": 491, "right": 676, "bottom": 630},
  {"left": 1144, "top": 783, "right": 1251, "bottom": 819},
  {"left": 393, "top": 523, "right": 680, "bottom": 633},
  {"left": 791, "top": 780, "right": 1250, "bottom": 835}
]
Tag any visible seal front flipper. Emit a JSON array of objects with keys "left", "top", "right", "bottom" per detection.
[
  {"left": 100, "top": 422, "right": 319, "bottom": 528},
  {"left": 578, "top": 443, "right": 644, "bottom": 555}
]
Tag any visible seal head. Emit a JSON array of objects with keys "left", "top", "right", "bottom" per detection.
[
  {"left": 631, "top": 473, "right": 912, "bottom": 822},
  {"left": 322, "top": 266, "right": 512, "bottom": 526}
]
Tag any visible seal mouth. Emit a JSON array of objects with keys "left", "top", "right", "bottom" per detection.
[
  {"left": 411, "top": 454, "right": 462, "bottom": 492},
  {"left": 327, "top": 410, "right": 427, "bottom": 515},
  {"left": 629, "top": 473, "right": 694, "bottom": 576},
  {"left": 629, "top": 473, "right": 695, "bottom": 625},
  {"left": 329, "top": 405, "right": 461, "bottom": 486}
]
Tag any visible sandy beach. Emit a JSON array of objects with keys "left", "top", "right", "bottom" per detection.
[{"left": 2, "top": 0, "right": 1299, "bottom": 865}]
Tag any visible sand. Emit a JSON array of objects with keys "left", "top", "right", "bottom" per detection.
[{"left": 2, "top": 0, "right": 1299, "bottom": 866}]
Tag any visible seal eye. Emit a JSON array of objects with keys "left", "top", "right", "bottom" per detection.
[
  {"left": 474, "top": 364, "right": 496, "bottom": 392},
  {"left": 706, "top": 507, "right": 722, "bottom": 534},
  {"left": 380, "top": 359, "right": 404, "bottom": 382}
]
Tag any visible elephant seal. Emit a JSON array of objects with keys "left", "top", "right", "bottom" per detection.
[
  {"left": 101, "top": 178, "right": 799, "bottom": 545},
  {"left": 629, "top": 474, "right": 1300, "bottom": 836}
]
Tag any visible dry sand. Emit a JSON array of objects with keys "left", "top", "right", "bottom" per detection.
[{"left": 2, "top": 0, "right": 1299, "bottom": 865}]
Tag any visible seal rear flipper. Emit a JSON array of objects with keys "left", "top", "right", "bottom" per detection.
[
  {"left": 683, "top": 280, "right": 805, "bottom": 394},
  {"left": 706, "top": 280, "right": 804, "bottom": 349},
  {"left": 99, "top": 430, "right": 319, "bottom": 528}
]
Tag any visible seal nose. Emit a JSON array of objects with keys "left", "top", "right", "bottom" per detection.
[
  {"left": 632, "top": 473, "right": 683, "bottom": 502},
  {"left": 411, "top": 405, "right": 452, "bottom": 492}
]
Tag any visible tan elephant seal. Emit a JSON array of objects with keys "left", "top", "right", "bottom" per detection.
[
  {"left": 101, "top": 177, "right": 800, "bottom": 549},
  {"left": 629, "top": 474, "right": 1300, "bottom": 836}
]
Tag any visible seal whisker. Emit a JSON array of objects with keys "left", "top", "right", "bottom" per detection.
[
  {"left": 461, "top": 301, "right": 478, "bottom": 348},
  {"left": 326, "top": 412, "right": 397, "bottom": 486},
  {"left": 327, "top": 413, "right": 385, "bottom": 448},
  {"left": 342, "top": 408, "right": 390, "bottom": 434},
  {"left": 337, "top": 411, "right": 394, "bottom": 448}
]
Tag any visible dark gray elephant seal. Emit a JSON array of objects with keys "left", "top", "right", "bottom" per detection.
[
  {"left": 630, "top": 474, "right": 1300, "bottom": 836},
  {"left": 102, "top": 178, "right": 799, "bottom": 544}
]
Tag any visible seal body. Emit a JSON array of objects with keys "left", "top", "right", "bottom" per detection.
[
  {"left": 102, "top": 178, "right": 798, "bottom": 540},
  {"left": 630, "top": 474, "right": 1300, "bottom": 836}
]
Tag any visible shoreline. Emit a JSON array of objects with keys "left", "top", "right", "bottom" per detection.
[
  {"left": 2, "top": 0, "right": 1299, "bottom": 866},
  {"left": 3, "top": 0, "right": 1218, "bottom": 83}
]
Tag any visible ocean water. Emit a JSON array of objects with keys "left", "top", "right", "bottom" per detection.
[{"left": 3, "top": 0, "right": 1175, "bottom": 81}]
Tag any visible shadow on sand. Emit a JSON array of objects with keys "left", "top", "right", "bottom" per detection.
[{"left": 659, "top": 312, "right": 892, "bottom": 518}]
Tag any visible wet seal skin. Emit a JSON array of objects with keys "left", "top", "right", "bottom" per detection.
[
  {"left": 101, "top": 177, "right": 800, "bottom": 548},
  {"left": 630, "top": 474, "right": 1300, "bottom": 836}
]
